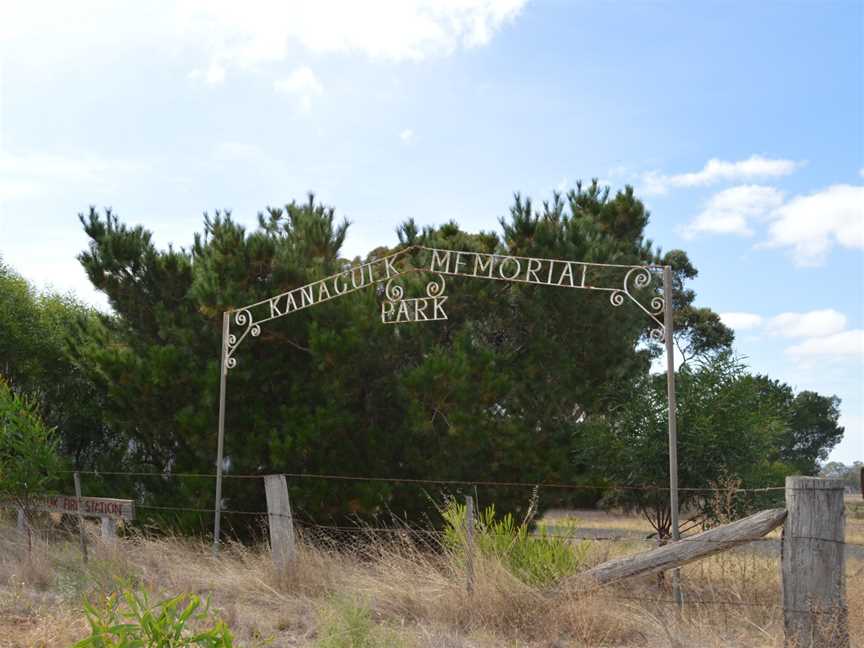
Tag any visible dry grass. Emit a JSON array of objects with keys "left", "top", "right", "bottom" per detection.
[
  {"left": 846, "top": 497, "right": 864, "bottom": 546},
  {"left": 0, "top": 516, "right": 860, "bottom": 648},
  {"left": 538, "top": 509, "right": 654, "bottom": 535}
]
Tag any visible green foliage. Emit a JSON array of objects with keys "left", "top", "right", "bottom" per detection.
[
  {"left": 314, "top": 598, "right": 404, "bottom": 648},
  {"left": 0, "top": 179, "right": 847, "bottom": 537},
  {"left": 736, "top": 375, "right": 844, "bottom": 475},
  {"left": 441, "top": 500, "right": 588, "bottom": 586},
  {"left": 0, "top": 258, "right": 111, "bottom": 471},
  {"left": 0, "top": 182, "right": 832, "bottom": 533},
  {"left": 660, "top": 250, "right": 734, "bottom": 363},
  {"left": 0, "top": 378, "right": 64, "bottom": 506},
  {"left": 582, "top": 353, "right": 794, "bottom": 535},
  {"left": 70, "top": 186, "right": 711, "bottom": 528},
  {"left": 74, "top": 590, "right": 238, "bottom": 647},
  {"left": 784, "top": 389, "right": 844, "bottom": 474}
]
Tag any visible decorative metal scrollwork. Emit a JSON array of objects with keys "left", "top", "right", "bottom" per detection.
[
  {"left": 381, "top": 273, "right": 448, "bottom": 324},
  {"left": 224, "top": 309, "right": 261, "bottom": 369},
  {"left": 220, "top": 246, "right": 672, "bottom": 367},
  {"left": 608, "top": 267, "right": 666, "bottom": 341},
  {"left": 385, "top": 278, "right": 405, "bottom": 301},
  {"left": 425, "top": 274, "right": 446, "bottom": 298},
  {"left": 383, "top": 273, "right": 446, "bottom": 303}
]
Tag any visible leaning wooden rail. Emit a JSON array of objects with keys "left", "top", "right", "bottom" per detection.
[
  {"left": 565, "top": 476, "right": 848, "bottom": 648},
  {"left": 574, "top": 507, "right": 787, "bottom": 586}
]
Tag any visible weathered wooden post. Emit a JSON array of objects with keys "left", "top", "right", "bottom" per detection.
[
  {"left": 101, "top": 516, "right": 117, "bottom": 544},
  {"left": 264, "top": 474, "right": 295, "bottom": 569},
  {"left": 73, "top": 471, "right": 88, "bottom": 563},
  {"left": 465, "top": 495, "right": 475, "bottom": 594},
  {"left": 782, "top": 476, "right": 847, "bottom": 648}
]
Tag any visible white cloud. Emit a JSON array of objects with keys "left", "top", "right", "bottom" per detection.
[
  {"left": 400, "top": 129, "right": 415, "bottom": 143},
  {"left": 213, "top": 142, "right": 267, "bottom": 162},
  {"left": 189, "top": 0, "right": 525, "bottom": 63},
  {"left": 786, "top": 329, "right": 864, "bottom": 360},
  {"left": 0, "top": 179, "right": 38, "bottom": 201},
  {"left": 766, "top": 310, "right": 848, "bottom": 339},
  {"left": 0, "top": 151, "right": 143, "bottom": 203},
  {"left": 712, "top": 308, "right": 860, "bottom": 363},
  {"left": 763, "top": 184, "right": 864, "bottom": 266},
  {"left": 204, "top": 63, "right": 225, "bottom": 85},
  {"left": 682, "top": 185, "right": 783, "bottom": 238},
  {"left": 2, "top": 1, "right": 527, "bottom": 85},
  {"left": 175, "top": 0, "right": 527, "bottom": 73},
  {"left": 189, "top": 63, "right": 226, "bottom": 85},
  {"left": 273, "top": 66, "right": 324, "bottom": 111},
  {"left": 719, "top": 312, "right": 763, "bottom": 330},
  {"left": 210, "top": 141, "right": 294, "bottom": 180},
  {"left": 643, "top": 155, "right": 802, "bottom": 195},
  {"left": 680, "top": 181, "right": 864, "bottom": 266}
]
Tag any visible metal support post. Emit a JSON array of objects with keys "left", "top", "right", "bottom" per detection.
[
  {"left": 663, "top": 265, "right": 682, "bottom": 607},
  {"left": 213, "top": 312, "right": 229, "bottom": 555}
]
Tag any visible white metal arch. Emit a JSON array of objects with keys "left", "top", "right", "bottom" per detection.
[{"left": 212, "top": 245, "right": 681, "bottom": 600}]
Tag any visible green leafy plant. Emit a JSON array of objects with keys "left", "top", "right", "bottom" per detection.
[
  {"left": 315, "top": 597, "right": 403, "bottom": 648},
  {"left": 441, "top": 499, "right": 588, "bottom": 586},
  {"left": 0, "top": 377, "right": 64, "bottom": 554},
  {"left": 74, "top": 590, "right": 238, "bottom": 647}
]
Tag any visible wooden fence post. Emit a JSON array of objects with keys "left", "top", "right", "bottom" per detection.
[
  {"left": 73, "top": 471, "right": 88, "bottom": 564},
  {"left": 264, "top": 474, "right": 295, "bottom": 569},
  {"left": 465, "top": 495, "right": 475, "bottom": 594},
  {"left": 101, "top": 516, "right": 117, "bottom": 544},
  {"left": 782, "top": 476, "right": 847, "bottom": 648}
]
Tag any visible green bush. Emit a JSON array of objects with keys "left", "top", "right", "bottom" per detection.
[
  {"left": 441, "top": 500, "right": 588, "bottom": 586},
  {"left": 74, "top": 590, "right": 237, "bottom": 647},
  {"left": 315, "top": 597, "right": 404, "bottom": 648},
  {"left": 0, "top": 377, "right": 65, "bottom": 555}
]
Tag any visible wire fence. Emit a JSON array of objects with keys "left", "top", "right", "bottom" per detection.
[
  {"left": 5, "top": 469, "right": 861, "bottom": 619},
  {"left": 61, "top": 468, "right": 789, "bottom": 492},
  {"left": 43, "top": 468, "right": 862, "bottom": 550}
]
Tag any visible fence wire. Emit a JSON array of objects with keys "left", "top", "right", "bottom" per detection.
[
  {"left": 64, "top": 468, "right": 789, "bottom": 492},
  {"left": 51, "top": 469, "right": 861, "bottom": 550},
  {"left": 127, "top": 505, "right": 864, "bottom": 548},
  {"left": 8, "top": 469, "right": 861, "bottom": 620}
]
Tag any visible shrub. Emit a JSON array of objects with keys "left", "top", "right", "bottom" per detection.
[
  {"left": 0, "top": 377, "right": 64, "bottom": 554},
  {"left": 74, "top": 590, "right": 238, "bottom": 647},
  {"left": 441, "top": 500, "right": 588, "bottom": 586},
  {"left": 315, "top": 597, "right": 404, "bottom": 648}
]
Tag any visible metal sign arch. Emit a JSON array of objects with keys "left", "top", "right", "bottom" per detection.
[
  {"left": 212, "top": 245, "right": 681, "bottom": 600},
  {"left": 222, "top": 245, "right": 668, "bottom": 369}
]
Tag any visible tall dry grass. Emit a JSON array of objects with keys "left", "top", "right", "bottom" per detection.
[{"left": 0, "top": 518, "right": 860, "bottom": 647}]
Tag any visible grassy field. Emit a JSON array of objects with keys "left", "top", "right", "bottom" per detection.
[{"left": 1, "top": 506, "right": 861, "bottom": 647}]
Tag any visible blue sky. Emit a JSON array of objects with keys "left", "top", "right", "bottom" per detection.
[{"left": 1, "top": 1, "right": 862, "bottom": 462}]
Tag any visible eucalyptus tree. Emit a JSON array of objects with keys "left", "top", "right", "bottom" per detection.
[{"left": 580, "top": 353, "right": 830, "bottom": 536}]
